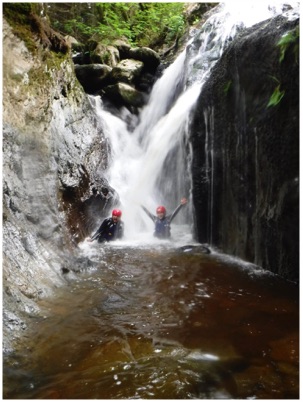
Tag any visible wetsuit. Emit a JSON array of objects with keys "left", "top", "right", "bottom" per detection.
[
  {"left": 141, "top": 203, "right": 185, "bottom": 239},
  {"left": 91, "top": 217, "right": 124, "bottom": 243}
]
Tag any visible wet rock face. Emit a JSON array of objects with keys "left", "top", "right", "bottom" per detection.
[
  {"left": 2, "top": 18, "right": 114, "bottom": 352},
  {"left": 189, "top": 15, "right": 299, "bottom": 281}
]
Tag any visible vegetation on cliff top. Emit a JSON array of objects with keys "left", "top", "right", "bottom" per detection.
[
  {"left": 3, "top": 3, "right": 216, "bottom": 55},
  {"left": 3, "top": 2, "right": 68, "bottom": 54},
  {"left": 43, "top": 3, "right": 186, "bottom": 48}
]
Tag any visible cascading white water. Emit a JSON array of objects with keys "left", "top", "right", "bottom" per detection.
[{"left": 89, "top": 2, "right": 299, "bottom": 243}]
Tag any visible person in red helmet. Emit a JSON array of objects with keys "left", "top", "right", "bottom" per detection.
[
  {"left": 141, "top": 198, "right": 187, "bottom": 239},
  {"left": 88, "top": 209, "right": 124, "bottom": 243}
]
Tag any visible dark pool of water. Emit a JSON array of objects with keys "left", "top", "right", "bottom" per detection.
[{"left": 3, "top": 243, "right": 299, "bottom": 399}]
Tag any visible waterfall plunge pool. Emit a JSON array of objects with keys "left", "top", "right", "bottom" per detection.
[
  {"left": 3, "top": 239, "right": 299, "bottom": 399},
  {"left": 3, "top": 3, "right": 299, "bottom": 399}
]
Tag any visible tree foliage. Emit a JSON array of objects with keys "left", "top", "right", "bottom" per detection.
[{"left": 44, "top": 3, "right": 185, "bottom": 48}]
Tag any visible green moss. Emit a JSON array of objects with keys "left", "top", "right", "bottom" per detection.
[
  {"left": 277, "top": 26, "right": 299, "bottom": 63},
  {"left": 3, "top": 3, "right": 68, "bottom": 56},
  {"left": 3, "top": 3, "right": 37, "bottom": 52},
  {"left": 3, "top": 3, "right": 32, "bottom": 24},
  {"left": 4, "top": 2, "right": 71, "bottom": 90},
  {"left": 28, "top": 55, "right": 65, "bottom": 88}
]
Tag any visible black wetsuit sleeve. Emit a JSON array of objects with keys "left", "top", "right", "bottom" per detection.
[
  {"left": 167, "top": 203, "right": 184, "bottom": 223},
  {"left": 141, "top": 205, "right": 156, "bottom": 222},
  {"left": 91, "top": 219, "right": 108, "bottom": 240}
]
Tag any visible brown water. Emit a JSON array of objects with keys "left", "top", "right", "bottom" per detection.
[{"left": 3, "top": 243, "right": 299, "bottom": 399}]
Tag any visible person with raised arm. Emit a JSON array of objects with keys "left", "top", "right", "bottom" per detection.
[{"left": 141, "top": 198, "right": 187, "bottom": 239}]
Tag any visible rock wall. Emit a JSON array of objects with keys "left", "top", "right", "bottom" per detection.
[
  {"left": 3, "top": 18, "right": 110, "bottom": 353},
  {"left": 190, "top": 15, "right": 299, "bottom": 281}
]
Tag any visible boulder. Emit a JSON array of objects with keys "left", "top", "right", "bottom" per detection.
[
  {"left": 91, "top": 44, "right": 120, "bottom": 67},
  {"left": 64, "top": 35, "right": 83, "bottom": 52},
  {"left": 110, "top": 59, "right": 144, "bottom": 84},
  {"left": 74, "top": 64, "right": 112, "bottom": 93},
  {"left": 136, "top": 71, "right": 157, "bottom": 92},
  {"left": 71, "top": 42, "right": 160, "bottom": 105},
  {"left": 102, "top": 82, "right": 145, "bottom": 109},
  {"left": 113, "top": 39, "right": 131, "bottom": 59},
  {"left": 128, "top": 47, "right": 160, "bottom": 72}
]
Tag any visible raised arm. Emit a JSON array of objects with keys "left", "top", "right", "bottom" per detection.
[
  {"left": 168, "top": 198, "right": 188, "bottom": 223},
  {"left": 141, "top": 205, "right": 156, "bottom": 222}
]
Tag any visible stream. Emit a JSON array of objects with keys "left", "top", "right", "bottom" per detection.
[{"left": 3, "top": 233, "right": 299, "bottom": 399}]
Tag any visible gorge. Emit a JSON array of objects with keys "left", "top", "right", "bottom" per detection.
[{"left": 3, "top": 2, "right": 299, "bottom": 399}]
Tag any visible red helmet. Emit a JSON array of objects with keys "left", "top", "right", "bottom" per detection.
[
  {"left": 112, "top": 209, "right": 122, "bottom": 217},
  {"left": 156, "top": 206, "right": 166, "bottom": 214}
]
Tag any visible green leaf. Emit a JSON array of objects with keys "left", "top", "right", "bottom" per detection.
[{"left": 267, "top": 85, "right": 285, "bottom": 107}]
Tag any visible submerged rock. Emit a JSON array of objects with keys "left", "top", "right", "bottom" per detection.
[{"left": 177, "top": 244, "right": 211, "bottom": 254}]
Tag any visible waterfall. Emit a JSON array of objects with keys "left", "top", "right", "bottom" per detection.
[{"left": 88, "top": 1, "right": 299, "bottom": 243}]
